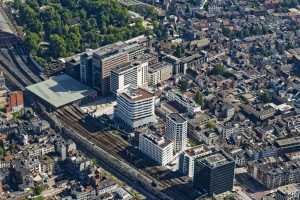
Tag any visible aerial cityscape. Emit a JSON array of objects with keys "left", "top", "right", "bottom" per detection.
[{"left": 0, "top": 0, "right": 300, "bottom": 199}]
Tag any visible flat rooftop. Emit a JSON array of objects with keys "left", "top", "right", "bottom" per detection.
[
  {"left": 197, "top": 150, "right": 234, "bottom": 168},
  {"left": 185, "top": 145, "right": 211, "bottom": 157},
  {"left": 143, "top": 132, "right": 172, "bottom": 148},
  {"left": 278, "top": 184, "right": 300, "bottom": 195},
  {"left": 112, "top": 61, "right": 143, "bottom": 74},
  {"left": 276, "top": 136, "right": 300, "bottom": 147},
  {"left": 148, "top": 62, "right": 170, "bottom": 73},
  {"left": 205, "top": 153, "right": 227, "bottom": 165},
  {"left": 122, "top": 88, "right": 154, "bottom": 102},
  {"left": 26, "top": 74, "right": 96, "bottom": 108},
  {"left": 168, "top": 113, "right": 186, "bottom": 124}
]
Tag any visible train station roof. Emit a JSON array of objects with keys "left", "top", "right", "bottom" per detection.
[
  {"left": 0, "top": 10, "right": 13, "bottom": 34},
  {"left": 26, "top": 74, "right": 96, "bottom": 108}
]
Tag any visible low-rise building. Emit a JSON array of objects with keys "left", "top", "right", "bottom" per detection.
[
  {"left": 276, "top": 184, "right": 300, "bottom": 200},
  {"left": 6, "top": 91, "right": 24, "bottom": 113},
  {"left": 248, "top": 160, "right": 300, "bottom": 189},
  {"left": 166, "top": 89, "right": 202, "bottom": 114}
]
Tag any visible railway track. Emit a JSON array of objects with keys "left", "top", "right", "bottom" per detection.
[
  {"left": 0, "top": 48, "right": 32, "bottom": 86},
  {"left": 55, "top": 105, "right": 192, "bottom": 199},
  {"left": 13, "top": 46, "right": 44, "bottom": 78},
  {"left": 56, "top": 107, "right": 127, "bottom": 156},
  {"left": 0, "top": 62, "right": 25, "bottom": 90},
  {"left": 8, "top": 47, "right": 41, "bottom": 83}
]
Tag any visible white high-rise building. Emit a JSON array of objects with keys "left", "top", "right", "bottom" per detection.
[
  {"left": 115, "top": 87, "right": 156, "bottom": 128},
  {"left": 110, "top": 61, "right": 148, "bottom": 95},
  {"left": 165, "top": 113, "right": 187, "bottom": 153},
  {"left": 139, "top": 132, "right": 174, "bottom": 166}
]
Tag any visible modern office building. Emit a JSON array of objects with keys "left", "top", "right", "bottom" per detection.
[
  {"left": 92, "top": 45, "right": 129, "bottom": 95},
  {"left": 115, "top": 87, "right": 156, "bottom": 128},
  {"left": 80, "top": 52, "right": 93, "bottom": 86},
  {"left": 180, "top": 145, "right": 212, "bottom": 178},
  {"left": 193, "top": 149, "right": 235, "bottom": 196},
  {"left": 110, "top": 61, "right": 148, "bottom": 95},
  {"left": 77, "top": 35, "right": 148, "bottom": 96},
  {"left": 165, "top": 113, "right": 188, "bottom": 153},
  {"left": 139, "top": 131, "right": 174, "bottom": 166}
]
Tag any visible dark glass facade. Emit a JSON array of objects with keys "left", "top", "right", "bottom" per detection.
[{"left": 193, "top": 151, "right": 235, "bottom": 196}]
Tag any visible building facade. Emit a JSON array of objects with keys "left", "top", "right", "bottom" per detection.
[
  {"left": 166, "top": 89, "right": 202, "bottom": 114},
  {"left": 115, "top": 88, "right": 156, "bottom": 128},
  {"left": 275, "top": 184, "right": 300, "bottom": 200},
  {"left": 79, "top": 35, "right": 148, "bottom": 96},
  {"left": 193, "top": 149, "right": 235, "bottom": 196},
  {"left": 180, "top": 145, "right": 212, "bottom": 178},
  {"left": 165, "top": 113, "right": 187, "bottom": 153},
  {"left": 139, "top": 132, "right": 174, "bottom": 166},
  {"left": 148, "top": 62, "right": 172, "bottom": 86},
  {"left": 92, "top": 49, "right": 129, "bottom": 95},
  {"left": 110, "top": 61, "right": 148, "bottom": 95}
]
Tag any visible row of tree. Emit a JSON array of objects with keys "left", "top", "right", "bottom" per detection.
[{"left": 12, "top": 0, "right": 146, "bottom": 60}]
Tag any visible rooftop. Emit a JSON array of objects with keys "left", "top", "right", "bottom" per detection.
[
  {"left": 196, "top": 150, "right": 234, "bottom": 168},
  {"left": 148, "top": 62, "right": 171, "bottom": 73},
  {"left": 93, "top": 41, "right": 126, "bottom": 59},
  {"left": 26, "top": 74, "right": 96, "bottom": 108},
  {"left": 121, "top": 88, "right": 154, "bottom": 102},
  {"left": 185, "top": 145, "right": 211, "bottom": 157},
  {"left": 275, "top": 136, "right": 300, "bottom": 147},
  {"left": 277, "top": 184, "right": 300, "bottom": 195},
  {"left": 112, "top": 61, "right": 144, "bottom": 74},
  {"left": 143, "top": 132, "right": 172, "bottom": 148},
  {"left": 205, "top": 153, "right": 227, "bottom": 166},
  {"left": 168, "top": 113, "right": 186, "bottom": 124}
]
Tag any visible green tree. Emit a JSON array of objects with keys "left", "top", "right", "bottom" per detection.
[
  {"left": 222, "top": 26, "right": 231, "bottom": 37},
  {"left": 0, "top": 147, "right": 4, "bottom": 158},
  {"left": 24, "top": 32, "right": 41, "bottom": 55},
  {"left": 19, "top": 5, "right": 37, "bottom": 25},
  {"left": 194, "top": 91, "right": 204, "bottom": 106},
  {"left": 29, "top": 20, "right": 43, "bottom": 33},
  {"left": 207, "top": 120, "right": 216, "bottom": 129},
  {"left": 12, "top": 0, "right": 146, "bottom": 60},
  {"left": 66, "top": 33, "right": 81, "bottom": 52},
  {"left": 13, "top": 0, "right": 22, "bottom": 10},
  {"left": 212, "top": 64, "right": 225, "bottom": 75},
  {"left": 49, "top": 34, "right": 66, "bottom": 58},
  {"left": 33, "top": 185, "right": 44, "bottom": 196}
]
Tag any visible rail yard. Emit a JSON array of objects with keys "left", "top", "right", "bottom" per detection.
[{"left": 55, "top": 104, "right": 195, "bottom": 200}]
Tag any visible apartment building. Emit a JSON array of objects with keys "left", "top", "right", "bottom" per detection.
[
  {"left": 165, "top": 113, "right": 188, "bottom": 153},
  {"left": 115, "top": 88, "right": 156, "bottom": 128},
  {"left": 139, "top": 132, "right": 174, "bottom": 166}
]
